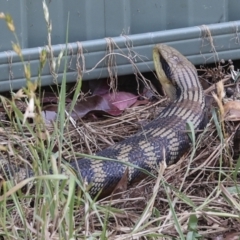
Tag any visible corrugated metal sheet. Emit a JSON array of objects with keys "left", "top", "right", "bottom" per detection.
[
  {"left": 2, "top": 0, "right": 240, "bottom": 50},
  {"left": 0, "top": 0, "right": 240, "bottom": 91}
]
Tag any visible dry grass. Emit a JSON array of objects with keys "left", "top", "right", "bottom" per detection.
[{"left": 0, "top": 66, "right": 240, "bottom": 239}]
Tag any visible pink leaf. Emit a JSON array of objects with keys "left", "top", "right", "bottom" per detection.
[
  {"left": 68, "top": 92, "right": 138, "bottom": 119},
  {"left": 69, "top": 95, "right": 122, "bottom": 119},
  {"left": 102, "top": 92, "right": 138, "bottom": 111}
]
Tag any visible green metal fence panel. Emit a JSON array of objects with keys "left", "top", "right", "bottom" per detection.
[{"left": 0, "top": 0, "right": 240, "bottom": 91}]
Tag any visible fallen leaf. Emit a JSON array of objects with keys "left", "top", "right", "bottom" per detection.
[
  {"left": 224, "top": 232, "right": 240, "bottom": 240},
  {"left": 41, "top": 107, "right": 58, "bottom": 124},
  {"left": 223, "top": 101, "right": 240, "bottom": 121},
  {"left": 42, "top": 92, "right": 138, "bottom": 122},
  {"left": 69, "top": 92, "right": 138, "bottom": 119},
  {"left": 41, "top": 83, "right": 144, "bottom": 122},
  {"left": 102, "top": 92, "right": 138, "bottom": 111},
  {"left": 69, "top": 95, "right": 122, "bottom": 119},
  {"left": 41, "top": 105, "right": 58, "bottom": 123}
]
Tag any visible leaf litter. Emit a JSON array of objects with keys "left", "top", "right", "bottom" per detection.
[
  {"left": 1, "top": 61, "right": 240, "bottom": 239},
  {"left": 42, "top": 78, "right": 147, "bottom": 124}
]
